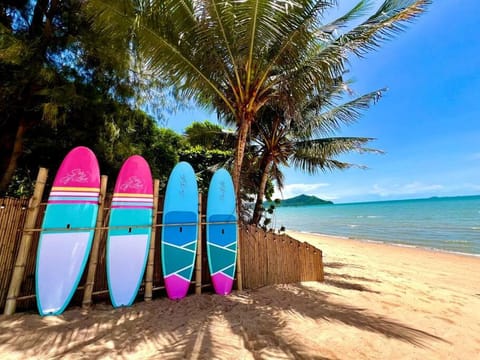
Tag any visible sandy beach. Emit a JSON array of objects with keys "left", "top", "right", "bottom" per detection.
[{"left": 1, "top": 232, "right": 479, "bottom": 359}]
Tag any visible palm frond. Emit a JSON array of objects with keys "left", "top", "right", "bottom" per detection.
[
  {"left": 89, "top": 0, "right": 236, "bottom": 114},
  {"left": 299, "top": 87, "right": 387, "bottom": 137},
  {"left": 207, "top": 0, "right": 244, "bottom": 101},
  {"left": 318, "top": 0, "right": 373, "bottom": 36},
  {"left": 300, "top": 0, "right": 430, "bottom": 90},
  {"left": 291, "top": 136, "right": 382, "bottom": 173},
  {"left": 270, "top": 164, "right": 285, "bottom": 192},
  {"left": 257, "top": 1, "right": 337, "bottom": 93},
  {"left": 339, "top": 0, "right": 431, "bottom": 57}
]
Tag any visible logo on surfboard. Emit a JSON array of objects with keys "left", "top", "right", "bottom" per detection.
[
  {"left": 119, "top": 176, "right": 145, "bottom": 191},
  {"left": 179, "top": 174, "right": 187, "bottom": 197},
  {"left": 60, "top": 168, "right": 90, "bottom": 184},
  {"left": 219, "top": 181, "right": 226, "bottom": 200}
]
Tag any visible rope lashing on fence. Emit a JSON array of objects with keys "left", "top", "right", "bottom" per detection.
[{"left": 19, "top": 220, "right": 240, "bottom": 233}]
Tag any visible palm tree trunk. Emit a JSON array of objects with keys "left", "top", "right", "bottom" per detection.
[
  {"left": 232, "top": 116, "right": 252, "bottom": 217},
  {"left": 251, "top": 157, "right": 273, "bottom": 226},
  {"left": 0, "top": 120, "right": 26, "bottom": 193}
]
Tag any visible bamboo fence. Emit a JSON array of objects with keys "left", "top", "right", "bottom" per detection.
[
  {"left": 0, "top": 169, "right": 324, "bottom": 314},
  {"left": 240, "top": 225, "right": 324, "bottom": 289},
  {"left": 0, "top": 197, "right": 30, "bottom": 310}
]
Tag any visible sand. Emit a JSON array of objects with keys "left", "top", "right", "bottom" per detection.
[{"left": 1, "top": 232, "right": 479, "bottom": 359}]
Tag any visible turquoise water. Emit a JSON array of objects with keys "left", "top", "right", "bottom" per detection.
[{"left": 271, "top": 195, "right": 480, "bottom": 255}]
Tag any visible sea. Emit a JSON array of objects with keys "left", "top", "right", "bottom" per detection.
[{"left": 271, "top": 195, "right": 480, "bottom": 256}]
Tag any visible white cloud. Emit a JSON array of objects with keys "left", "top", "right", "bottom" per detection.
[
  {"left": 460, "top": 183, "right": 480, "bottom": 192},
  {"left": 272, "top": 183, "right": 331, "bottom": 200},
  {"left": 369, "top": 182, "right": 444, "bottom": 197}
]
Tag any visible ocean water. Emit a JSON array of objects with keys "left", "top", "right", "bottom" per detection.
[{"left": 271, "top": 195, "right": 480, "bottom": 256}]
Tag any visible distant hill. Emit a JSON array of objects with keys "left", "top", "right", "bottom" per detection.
[{"left": 264, "top": 194, "right": 333, "bottom": 207}]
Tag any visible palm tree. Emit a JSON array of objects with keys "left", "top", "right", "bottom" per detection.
[
  {"left": 89, "top": 0, "right": 430, "bottom": 211},
  {"left": 249, "top": 85, "right": 384, "bottom": 225}
]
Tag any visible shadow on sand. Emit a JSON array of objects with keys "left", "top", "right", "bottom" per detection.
[{"left": 0, "top": 280, "right": 447, "bottom": 359}]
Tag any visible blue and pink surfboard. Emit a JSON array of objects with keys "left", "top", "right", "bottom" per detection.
[
  {"left": 106, "top": 155, "right": 153, "bottom": 307},
  {"left": 35, "top": 146, "right": 100, "bottom": 316},
  {"left": 161, "top": 162, "right": 198, "bottom": 299},
  {"left": 207, "top": 169, "right": 237, "bottom": 295}
]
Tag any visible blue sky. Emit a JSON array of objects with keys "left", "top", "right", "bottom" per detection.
[{"left": 165, "top": 0, "right": 480, "bottom": 204}]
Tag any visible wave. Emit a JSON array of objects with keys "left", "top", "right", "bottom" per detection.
[{"left": 301, "top": 230, "right": 480, "bottom": 258}]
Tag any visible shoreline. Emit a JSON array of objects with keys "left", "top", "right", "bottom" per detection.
[{"left": 287, "top": 229, "right": 480, "bottom": 259}]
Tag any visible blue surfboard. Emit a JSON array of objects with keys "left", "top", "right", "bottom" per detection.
[
  {"left": 206, "top": 168, "right": 237, "bottom": 295},
  {"left": 161, "top": 162, "right": 198, "bottom": 299}
]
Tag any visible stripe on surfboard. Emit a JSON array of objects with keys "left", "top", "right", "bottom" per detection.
[
  {"left": 162, "top": 240, "right": 197, "bottom": 253},
  {"left": 164, "top": 264, "right": 194, "bottom": 280},
  {"left": 111, "top": 198, "right": 153, "bottom": 203},
  {"left": 112, "top": 193, "right": 153, "bottom": 198},
  {"left": 207, "top": 241, "right": 237, "bottom": 253},
  {"left": 211, "top": 264, "right": 235, "bottom": 278},
  {"left": 48, "top": 200, "right": 98, "bottom": 205},
  {"left": 52, "top": 186, "right": 99, "bottom": 192},
  {"left": 111, "top": 205, "right": 152, "bottom": 210},
  {"left": 50, "top": 191, "right": 99, "bottom": 197},
  {"left": 49, "top": 196, "right": 99, "bottom": 201}
]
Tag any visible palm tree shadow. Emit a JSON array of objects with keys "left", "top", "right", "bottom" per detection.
[
  {"left": 323, "top": 260, "right": 381, "bottom": 293},
  {"left": 323, "top": 278, "right": 380, "bottom": 293},
  {"left": 275, "top": 283, "right": 448, "bottom": 347},
  {"left": 0, "top": 300, "right": 209, "bottom": 359},
  {"left": 324, "top": 262, "right": 364, "bottom": 270},
  {"left": 182, "top": 284, "right": 448, "bottom": 359},
  {"left": 181, "top": 292, "right": 332, "bottom": 359},
  {"left": 324, "top": 272, "right": 382, "bottom": 284},
  {"left": 0, "top": 284, "right": 448, "bottom": 359}
]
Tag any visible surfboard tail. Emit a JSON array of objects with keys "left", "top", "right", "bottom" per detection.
[
  {"left": 211, "top": 273, "right": 234, "bottom": 296},
  {"left": 164, "top": 275, "right": 191, "bottom": 299}
]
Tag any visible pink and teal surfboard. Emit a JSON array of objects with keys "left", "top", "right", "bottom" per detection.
[
  {"left": 161, "top": 162, "right": 198, "bottom": 299},
  {"left": 35, "top": 146, "right": 100, "bottom": 316},
  {"left": 206, "top": 169, "right": 237, "bottom": 295},
  {"left": 106, "top": 155, "right": 153, "bottom": 307}
]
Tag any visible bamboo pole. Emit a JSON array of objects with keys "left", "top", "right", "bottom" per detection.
[
  {"left": 82, "top": 175, "right": 108, "bottom": 308},
  {"left": 318, "top": 249, "right": 324, "bottom": 281},
  {"left": 235, "top": 221, "right": 243, "bottom": 291},
  {"left": 195, "top": 194, "right": 202, "bottom": 294},
  {"left": 144, "top": 179, "right": 159, "bottom": 301},
  {"left": 4, "top": 167, "right": 48, "bottom": 315}
]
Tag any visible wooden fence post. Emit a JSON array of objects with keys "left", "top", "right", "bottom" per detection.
[
  {"left": 4, "top": 167, "right": 48, "bottom": 315},
  {"left": 144, "top": 179, "right": 160, "bottom": 301},
  {"left": 82, "top": 175, "right": 108, "bottom": 308},
  {"left": 195, "top": 194, "right": 203, "bottom": 295}
]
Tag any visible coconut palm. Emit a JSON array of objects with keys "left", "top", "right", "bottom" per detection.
[
  {"left": 249, "top": 85, "right": 384, "bottom": 225},
  {"left": 89, "top": 0, "right": 430, "bottom": 210}
]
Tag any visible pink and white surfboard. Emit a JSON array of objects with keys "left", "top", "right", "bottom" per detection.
[
  {"left": 35, "top": 146, "right": 100, "bottom": 316},
  {"left": 106, "top": 155, "right": 153, "bottom": 307}
]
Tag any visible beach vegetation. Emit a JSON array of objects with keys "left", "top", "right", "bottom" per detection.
[
  {"left": 179, "top": 121, "right": 234, "bottom": 192},
  {"left": 0, "top": 0, "right": 175, "bottom": 194}
]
